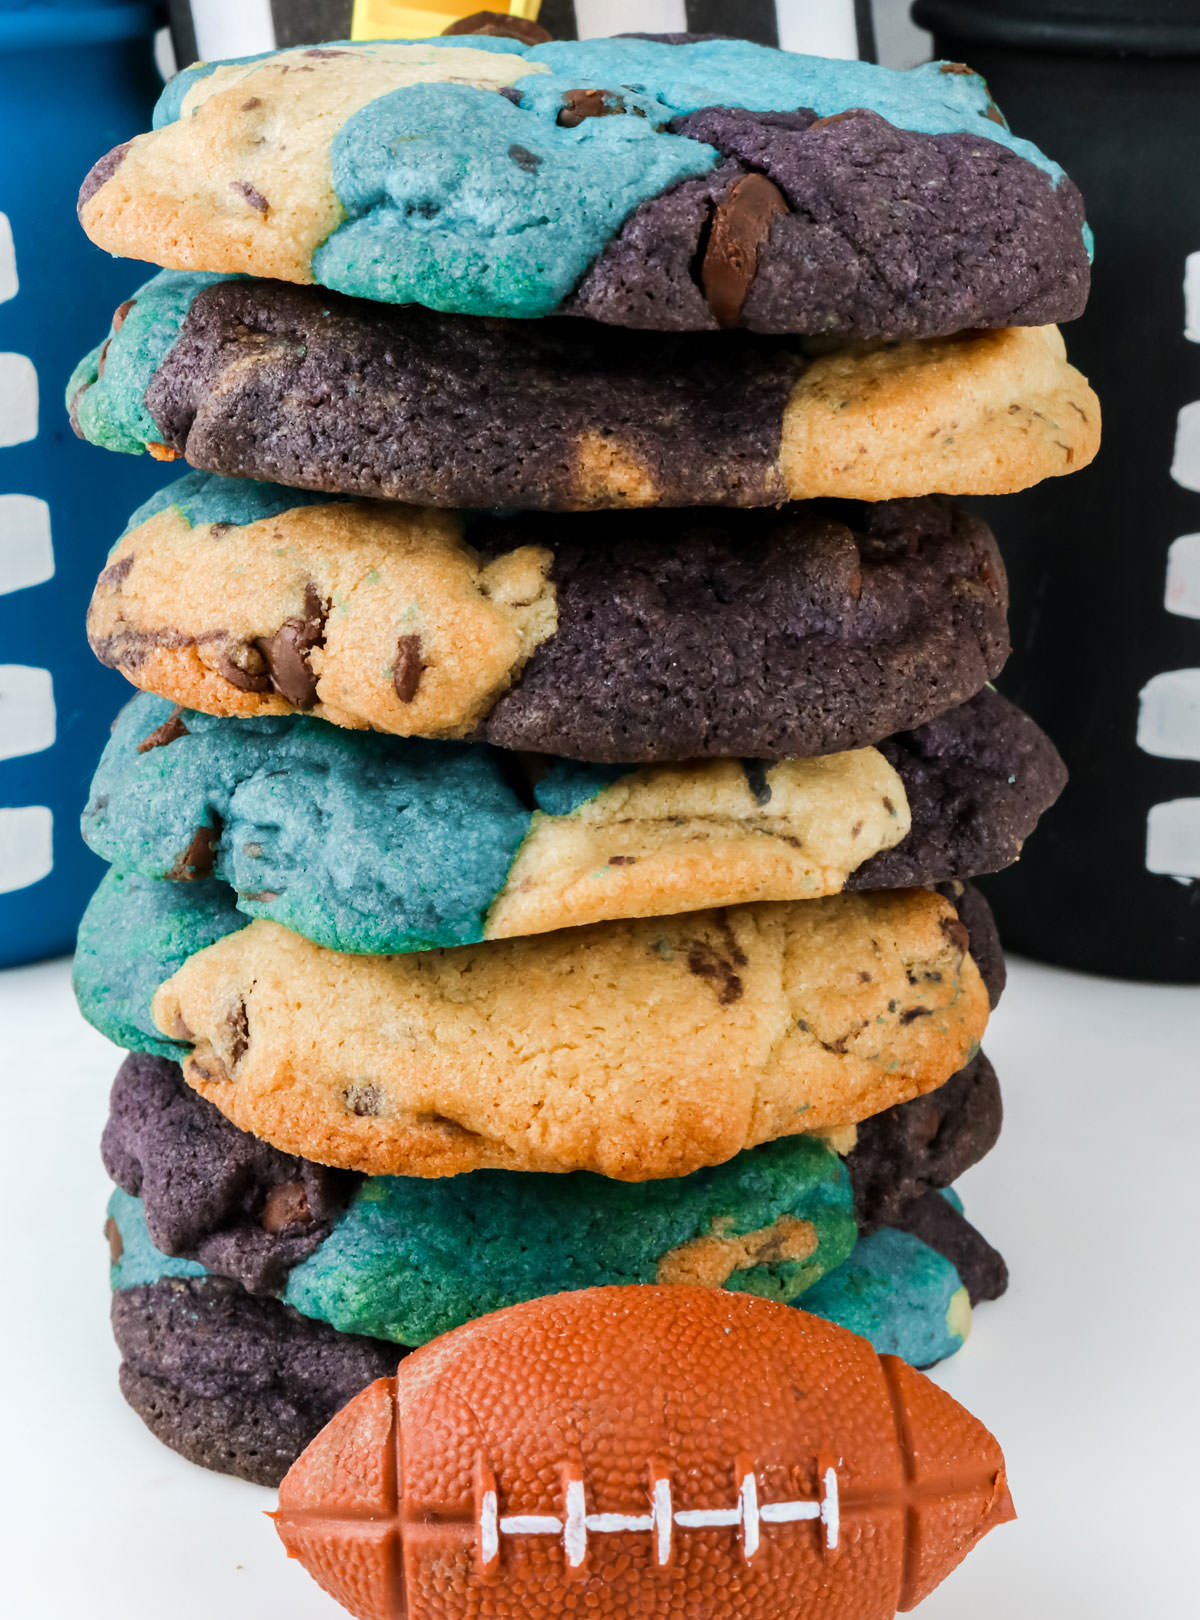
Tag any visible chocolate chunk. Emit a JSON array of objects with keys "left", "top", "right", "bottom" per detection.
[
  {"left": 700, "top": 172, "right": 790, "bottom": 328},
  {"left": 112, "top": 299, "right": 137, "bottom": 333},
  {"left": 260, "top": 1180, "right": 311, "bottom": 1234},
  {"left": 558, "top": 89, "right": 621, "bottom": 128},
  {"left": 105, "top": 1216, "right": 123, "bottom": 1264},
  {"left": 686, "top": 917, "right": 748, "bottom": 1006},
  {"left": 231, "top": 180, "right": 269, "bottom": 213},
  {"left": 256, "top": 585, "right": 326, "bottom": 710},
  {"left": 743, "top": 760, "right": 773, "bottom": 807},
  {"left": 226, "top": 998, "right": 249, "bottom": 1070},
  {"left": 941, "top": 916, "right": 972, "bottom": 958},
  {"left": 393, "top": 634, "right": 424, "bottom": 704},
  {"left": 608, "top": 855, "right": 637, "bottom": 866},
  {"left": 218, "top": 643, "right": 271, "bottom": 693},
  {"left": 137, "top": 708, "right": 189, "bottom": 753},
  {"left": 508, "top": 143, "right": 541, "bottom": 173},
  {"left": 167, "top": 819, "right": 220, "bottom": 882},
  {"left": 899, "top": 1006, "right": 932, "bottom": 1024},
  {"left": 96, "top": 337, "right": 112, "bottom": 378},
  {"left": 240, "top": 96, "right": 262, "bottom": 111},
  {"left": 442, "top": 10, "right": 552, "bottom": 43}
]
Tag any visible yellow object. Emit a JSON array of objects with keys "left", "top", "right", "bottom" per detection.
[{"left": 352, "top": 0, "right": 541, "bottom": 42}]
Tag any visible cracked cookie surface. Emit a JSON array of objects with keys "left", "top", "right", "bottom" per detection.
[
  {"left": 77, "top": 36, "right": 1088, "bottom": 337},
  {"left": 69, "top": 275, "right": 1100, "bottom": 509}
]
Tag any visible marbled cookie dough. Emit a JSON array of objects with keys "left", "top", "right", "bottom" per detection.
[
  {"left": 68, "top": 273, "right": 1100, "bottom": 510},
  {"left": 84, "top": 689, "right": 1063, "bottom": 955},
  {"left": 106, "top": 1178, "right": 993, "bottom": 1483},
  {"left": 77, "top": 36, "right": 1089, "bottom": 337},
  {"left": 89, "top": 475, "right": 1012, "bottom": 761},
  {"left": 107, "top": 1069, "right": 859, "bottom": 1346},
  {"left": 103, "top": 1047, "right": 1004, "bottom": 1345}
]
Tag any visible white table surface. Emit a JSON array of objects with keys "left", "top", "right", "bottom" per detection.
[{"left": 1, "top": 952, "right": 1197, "bottom": 1618}]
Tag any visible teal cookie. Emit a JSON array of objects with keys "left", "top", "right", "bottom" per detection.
[
  {"left": 73, "top": 868, "right": 244, "bottom": 1058},
  {"left": 106, "top": 1181, "right": 971, "bottom": 1370},
  {"left": 803, "top": 1203, "right": 971, "bottom": 1367}
]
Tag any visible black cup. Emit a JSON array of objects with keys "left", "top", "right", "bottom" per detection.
[{"left": 913, "top": 0, "right": 1200, "bottom": 980}]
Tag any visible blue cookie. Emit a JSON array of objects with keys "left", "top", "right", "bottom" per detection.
[{"left": 81, "top": 690, "right": 1064, "bottom": 956}]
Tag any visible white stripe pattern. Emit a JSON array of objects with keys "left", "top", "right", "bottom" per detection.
[{"left": 479, "top": 1462, "right": 840, "bottom": 1570}]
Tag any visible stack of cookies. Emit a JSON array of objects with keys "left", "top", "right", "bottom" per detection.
[{"left": 67, "top": 17, "right": 1096, "bottom": 1487}]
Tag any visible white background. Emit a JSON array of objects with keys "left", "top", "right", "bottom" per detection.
[{"left": 1, "top": 953, "right": 1197, "bottom": 1617}]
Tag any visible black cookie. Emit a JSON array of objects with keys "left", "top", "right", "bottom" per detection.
[
  {"left": 484, "top": 497, "right": 1010, "bottom": 759},
  {"left": 889, "top": 1190, "right": 1009, "bottom": 1305},
  {"left": 111, "top": 1277, "right": 399, "bottom": 1487},
  {"left": 849, "top": 688, "right": 1067, "bottom": 892},
  {"left": 845, "top": 1052, "right": 1003, "bottom": 1233}
]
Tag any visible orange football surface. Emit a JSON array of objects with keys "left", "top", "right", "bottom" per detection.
[{"left": 274, "top": 1286, "right": 1014, "bottom": 1620}]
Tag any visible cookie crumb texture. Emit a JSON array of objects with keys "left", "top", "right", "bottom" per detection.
[
  {"left": 70, "top": 274, "right": 1100, "bottom": 509},
  {"left": 89, "top": 479, "right": 1012, "bottom": 760},
  {"left": 274, "top": 1287, "right": 1014, "bottom": 1620},
  {"left": 78, "top": 38, "right": 1088, "bottom": 337},
  {"left": 111, "top": 1277, "right": 397, "bottom": 1487},
  {"left": 151, "top": 889, "right": 988, "bottom": 1180}
]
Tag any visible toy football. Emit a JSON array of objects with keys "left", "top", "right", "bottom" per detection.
[{"left": 274, "top": 1286, "right": 1014, "bottom": 1619}]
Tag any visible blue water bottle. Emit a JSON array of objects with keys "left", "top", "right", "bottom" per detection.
[{"left": 0, "top": 0, "right": 167, "bottom": 967}]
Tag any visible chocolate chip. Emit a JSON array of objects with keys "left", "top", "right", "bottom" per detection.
[
  {"left": 940, "top": 62, "right": 977, "bottom": 76},
  {"left": 256, "top": 584, "right": 327, "bottom": 710},
  {"left": 393, "top": 634, "right": 424, "bottom": 704},
  {"left": 232, "top": 180, "right": 269, "bottom": 213},
  {"left": 260, "top": 1179, "right": 312, "bottom": 1233},
  {"left": 558, "top": 89, "right": 620, "bottom": 128},
  {"left": 742, "top": 760, "right": 772, "bottom": 806},
  {"left": 700, "top": 172, "right": 790, "bottom": 328},
  {"left": 226, "top": 998, "right": 250, "bottom": 1069},
  {"left": 240, "top": 96, "right": 262, "bottom": 111},
  {"left": 442, "top": 10, "right": 551, "bottom": 42},
  {"left": 97, "top": 554, "right": 133, "bottom": 591},
  {"left": 303, "top": 48, "right": 349, "bottom": 58},
  {"left": 167, "top": 816, "right": 221, "bottom": 881},
  {"left": 608, "top": 855, "right": 638, "bottom": 866},
  {"left": 105, "top": 1216, "right": 123, "bottom": 1264},
  {"left": 899, "top": 1006, "right": 932, "bottom": 1024},
  {"left": 137, "top": 708, "right": 189, "bottom": 752},
  {"left": 686, "top": 938, "right": 745, "bottom": 1005},
  {"left": 218, "top": 644, "right": 271, "bottom": 693},
  {"left": 96, "top": 337, "right": 112, "bottom": 378},
  {"left": 982, "top": 100, "right": 1006, "bottom": 126},
  {"left": 112, "top": 299, "right": 136, "bottom": 333},
  {"left": 190, "top": 1054, "right": 231, "bottom": 1084},
  {"left": 508, "top": 143, "right": 541, "bottom": 173}
]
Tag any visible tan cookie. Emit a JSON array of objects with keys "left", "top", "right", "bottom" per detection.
[
  {"left": 91, "top": 499, "right": 556, "bottom": 736},
  {"left": 153, "top": 890, "right": 989, "bottom": 1181}
]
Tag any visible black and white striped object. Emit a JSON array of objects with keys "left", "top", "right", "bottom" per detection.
[{"left": 166, "top": 1, "right": 930, "bottom": 68}]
